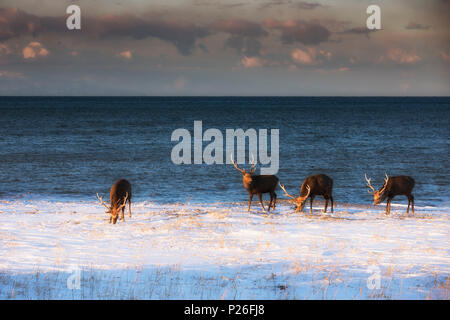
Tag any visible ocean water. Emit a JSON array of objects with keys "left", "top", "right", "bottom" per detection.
[{"left": 0, "top": 97, "right": 448, "bottom": 207}]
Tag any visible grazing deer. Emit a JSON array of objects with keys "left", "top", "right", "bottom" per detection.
[
  {"left": 365, "top": 173, "right": 415, "bottom": 215},
  {"left": 279, "top": 174, "right": 334, "bottom": 214},
  {"left": 231, "top": 153, "right": 279, "bottom": 212},
  {"left": 97, "top": 179, "right": 132, "bottom": 224}
]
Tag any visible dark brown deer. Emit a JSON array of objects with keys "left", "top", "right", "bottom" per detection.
[
  {"left": 365, "top": 173, "right": 415, "bottom": 215},
  {"left": 97, "top": 179, "right": 132, "bottom": 224},
  {"left": 279, "top": 174, "right": 334, "bottom": 214},
  {"left": 231, "top": 153, "right": 279, "bottom": 212}
]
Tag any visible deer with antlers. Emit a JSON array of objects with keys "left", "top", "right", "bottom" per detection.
[
  {"left": 231, "top": 153, "right": 279, "bottom": 212},
  {"left": 97, "top": 179, "right": 132, "bottom": 224},
  {"left": 365, "top": 173, "right": 415, "bottom": 215},
  {"left": 279, "top": 174, "right": 334, "bottom": 214}
]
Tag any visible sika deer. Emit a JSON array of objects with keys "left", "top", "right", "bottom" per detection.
[
  {"left": 231, "top": 153, "right": 279, "bottom": 212},
  {"left": 365, "top": 173, "right": 415, "bottom": 215},
  {"left": 97, "top": 179, "right": 132, "bottom": 224},
  {"left": 279, "top": 174, "right": 334, "bottom": 214}
]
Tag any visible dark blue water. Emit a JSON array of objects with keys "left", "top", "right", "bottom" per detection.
[{"left": 0, "top": 97, "right": 448, "bottom": 206}]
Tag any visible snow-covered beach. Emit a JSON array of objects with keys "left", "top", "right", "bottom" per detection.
[{"left": 0, "top": 199, "right": 448, "bottom": 299}]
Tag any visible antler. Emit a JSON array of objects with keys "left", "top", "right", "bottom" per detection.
[
  {"left": 364, "top": 173, "right": 376, "bottom": 194},
  {"left": 230, "top": 153, "right": 245, "bottom": 174},
  {"left": 301, "top": 185, "right": 311, "bottom": 200},
  {"left": 279, "top": 182, "right": 297, "bottom": 200},
  {"left": 379, "top": 173, "right": 389, "bottom": 194},
  {"left": 115, "top": 192, "right": 129, "bottom": 211},
  {"left": 96, "top": 193, "right": 110, "bottom": 210},
  {"left": 249, "top": 153, "right": 257, "bottom": 173}
]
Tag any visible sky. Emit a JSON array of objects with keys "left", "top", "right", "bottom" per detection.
[{"left": 0, "top": 0, "right": 449, "bottom": 95}]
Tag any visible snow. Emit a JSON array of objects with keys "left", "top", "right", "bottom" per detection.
[{"left": 0, "top": 199, "right": 448, "bottom": 299}]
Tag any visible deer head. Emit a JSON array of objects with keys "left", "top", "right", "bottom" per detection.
[
  {"left": 279, "top": 183, "right": 311, "bottom": 211},
  {"left": 231, "top": 153, "right": 257, "bottom": 184},
  {"left": 97, "top": 192, "right": 128, "bottom": 224},
  {"left": 365, "top": 173, "right": 389, "bottom": 205}
]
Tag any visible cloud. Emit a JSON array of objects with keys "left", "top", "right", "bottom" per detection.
[
  {"left": 260, "top": 1, "right": 324, "bottom": 10},
  {"left": 118, "top": 50, "right": 132, "bottom": 59},
  {"left": 22, "top": 41, "right": 49, "bottom": 59},
  {"left": 241, "top": 56, "right": 265, "bottom": 68},
  {"left": 211, "top": 19, "right": 268, "bottom": 37},
  {"left": 0, "top": 70, "right": 25, "bottom": 79},
  {"left": 263, "top": 19, "right": 330, "bottom": 45},
  {"left": 440, "top": 51, "right": 450, "bottom": 62},
  {"left": 294, "top": 1, "right": 324, "bottom": 10},
  {"left": 0, "top": 43, "right": 12, "bottom": 56},
  {"left": 173, "top": 75, "right": 187, "bottom": 89},
  {"left": 405, "top": 22, "right": 431, "bottom": 30},
  {"left": 0, "top": 7, "right": 62, "bottom": 41},
  {"left": 90, "top": 15, "right": 210, "bottom": 56},
  {"left": 291, "top": 47, "right": 331, "bottom": 65},
  {"left": 315, "top": 67, "right": 350, "bottom": 74},
  {"left": 386, "top": 48, "right": 421, "bottom": 64},
  {"left": 0, "top": 8, "right": 209, "bottom": 56},
  {"left": 211, "top": 19, "right": 268, "bottom": 57},
  {"left": 342, "top": 27, "right": 377, "bottom": 38},
  {"left": 225, "top": 36, "right": 262, "bottom": 57}
]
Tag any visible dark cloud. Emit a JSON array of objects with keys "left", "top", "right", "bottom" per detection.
[
  {"left": 211, "top": 19, "right": 267, "bottom": 57},
  {"left": 260, "top": 1, "right": 324, "bottom": 10},
  {"left": 0, "top": 7, "right": 210, "bottom": 56},
  {"left": 88, "top": 14, "right": 210, "bottom": 55},
  {"left": 405, "top": 22, "right": 431, "bottom": 30},
  {"left": 294, "top": 1, "right": 324, "bottom": 10},
  {"left": 0, "top": 8, "right": 273, "bottom": 56},
  {"left": 210, "top": 19, "right": 268, "bottom": 37},
  {"left": 0, "top": 7, "right": 63, "bottom": 41},
  {"left": 263, "top": 19, "right": 330, "bottom": 45},
  {"left": 342, "top": 27, "right": 377, "bottom": 38},
  {"left": 224, "top": 36, "right": 262, "bottom": 57}
]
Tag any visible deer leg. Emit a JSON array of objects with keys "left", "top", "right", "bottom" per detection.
[
  {"left": 410, "top": 195, "right": 414, "bottom": 214},
  {"left": 129, "top": 199, "right": 132, "bottom": 218},
  {"left": 323, "top": 195, "right": 328, "bottom": 213},
  {"left": 248, "top": 194, "right": 253, "bottom": 211},
  {"left": 407, "top": 196, "right": 410, "bottom": 214},
  {"left": 330, "top": 196, "right": 334, "bottom": 213},
  {"left": 272, "top": 192, "right": 277, "bottom": 210},
  {"left": 258, "top": 193, "right": 266, "bottom": 212},
  {"left": 268, "top": 193, "right": 273, "bottom": 212},
  {"left": 310, "top": 196, "right": 314, "bottom": 214},
  {"left": 386, "top": 197, "right": 392, "bottom": 215}
]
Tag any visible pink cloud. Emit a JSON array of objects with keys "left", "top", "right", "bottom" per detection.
[
  {"left": 387, "top": 48, "right": 421, "bottom": 64},
  {"left": 0, "top": 43, "right": 11, "bottom": 56},
  {"left": 241, "top": 56, "right": 265, "bottom": 68},
  {"left": 22, "top": 42, "right": 49, "bottom": 59},
  {"left": 174, "top": 76, "right": 187, "bottom": 89},
  {"left": 118, "top": 50, "right": 133, "bottom": 59},
  {"left": 291, "top": 48, "right": 331, "bottom": 65},
  {"left": 0, "top": 70, "right": 25, "bottom": 79},
  {"left": 440, "top": 51, "right": 450, "bottom": 62},
  {"left": 263, "top": 19, "right": 330, "bottom": 45}
]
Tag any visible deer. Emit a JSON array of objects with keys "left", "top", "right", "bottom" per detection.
[
  {"left": 365, "top": 173, "right": 415, "bottom": 215},
  {"left": 279, "top": 174, "right": 334, "bottom": 214},
  {"left": 97, "top": 179, "right": 132, "bottom": 224},
  {"left": 231, "top": 153, "right": 279, "bottom": 212}
]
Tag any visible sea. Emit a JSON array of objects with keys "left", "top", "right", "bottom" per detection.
[{"left": 0, "top": 96, "right": 448, "bottom": 207}]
